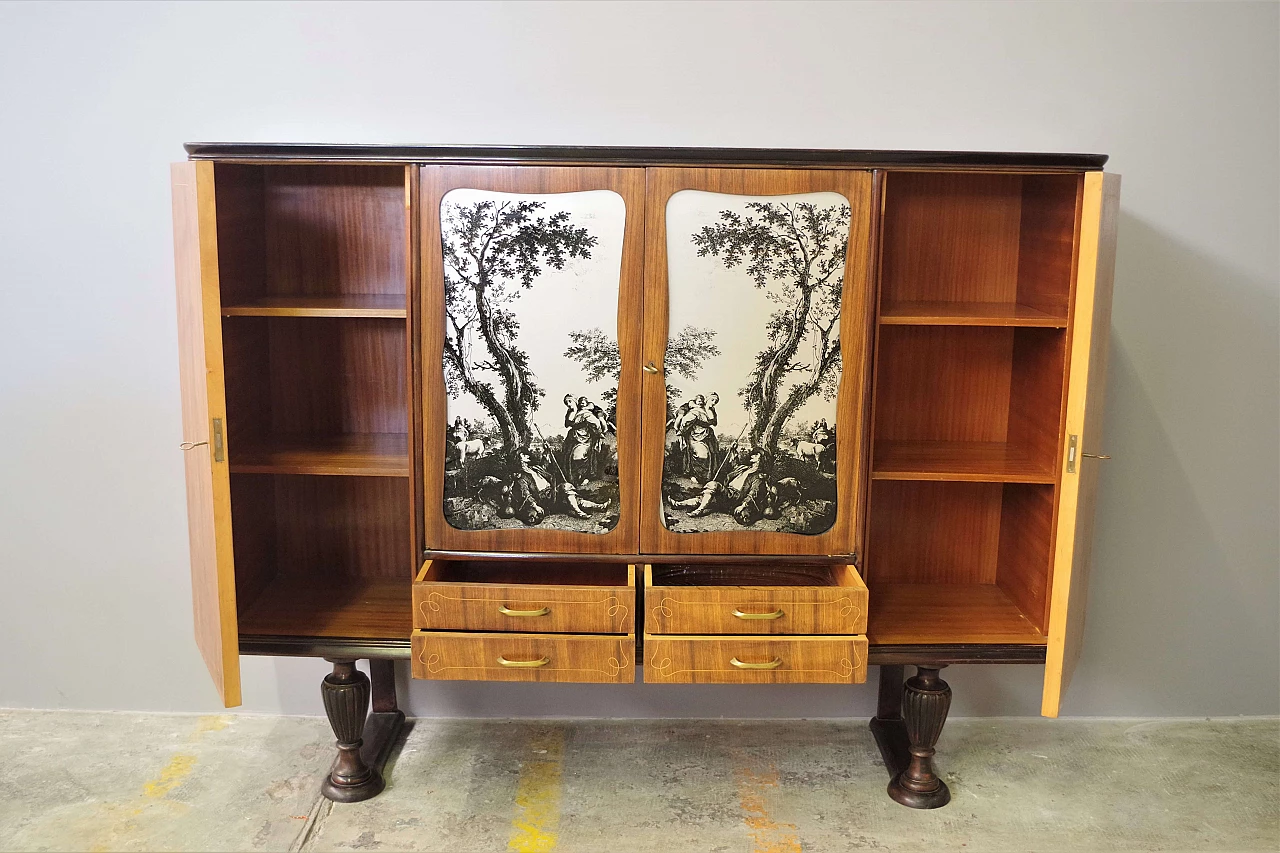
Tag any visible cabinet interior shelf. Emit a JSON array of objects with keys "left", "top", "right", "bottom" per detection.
[
  {"left": 879, "top": 301, "right": 1067, "bottom": 327},
  {"left": 239, "top": 575, "right": 412, "bottom": 639},
  {"left": 872, "top": 440, "right": 1057, "bottom": 484},
  {"left": 867, "top": 583, "right": 1047, "bottom": 645},
  {"left": 230, "top": 433, "right": 410, "bottom": 477},
  {"left": 221, "top": 295, "right": 407, "bottom": 319}
]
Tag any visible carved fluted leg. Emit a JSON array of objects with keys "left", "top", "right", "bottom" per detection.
[
  {"left": 887, "top": 665, "right": 952, "bottom": 809},
  {"left": 320, "top": 659, "right": 385, "bottom": 803}
]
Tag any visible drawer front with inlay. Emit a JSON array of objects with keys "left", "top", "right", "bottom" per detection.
[
  {"left": 413, "top": 561, "right": 635, "bottom": 633},
  {"left": 412, "top": 631, "right": 635, "bottom": 683},
  {"left": 644, "top": 635, "right": 868, "bottom": 684},
  {"left": 645, "top": 565, "right": 867, "bottom": 635}
]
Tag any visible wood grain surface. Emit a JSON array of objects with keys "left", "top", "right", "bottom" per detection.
[
  {"left": 412, "top": 631, "right": 635, "bottom": 682},
  {"left": 644, "top": 635, "right": 868, "bottom": 684},
  {"left": 866, "top": 584, "right": 1046, "bottom": 645},
  {"left": 1042, "top": 172, "right": 1120, "bottom": 716},
  {"left": 644, "top": 564, "right": 866, "bottom": 635},
  {"left": 171, "top": 161, "right": 241, "bottom": 707},
  {"left": 413, "top": 560, "right": 635, "bottom": 633}
]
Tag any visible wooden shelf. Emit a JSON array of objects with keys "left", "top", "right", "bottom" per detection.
[
  {"left": 230, "top": 433, "right": 409, "bottom": 477},
  {"left": 867, "top": 583, "right": 1046, "bottom": 645},
  {"left": 880, "top": 301, "right": 1067, "bottom": 327},
  {"left": 221, "top": 295, "right": 407, "bottom": 319},
  {"left": 239, "top": 576, "right": 411, "bottom": 639},
  {"left": 872, "top": 440, "right": 1056, "bottom": 484}
]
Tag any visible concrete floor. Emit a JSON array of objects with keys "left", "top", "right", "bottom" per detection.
[{"left": 0, "top": 711, "right": 1275, "bottom": 853}]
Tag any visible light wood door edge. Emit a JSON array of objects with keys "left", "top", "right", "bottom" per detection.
[
  {"left": 172, "top": 161, "right": 241, "bottom": 707},
  {"left": 1041, "top": 172, "right": 1120, "bottom": 717}
]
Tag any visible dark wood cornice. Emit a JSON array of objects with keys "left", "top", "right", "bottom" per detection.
[{"left": 185, "top": 142, "right": 1107, "bottom": 170}]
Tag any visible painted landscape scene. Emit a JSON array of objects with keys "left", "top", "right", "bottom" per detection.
[{"left": 661, "top": 190, "right": 851, "bottom": 536}]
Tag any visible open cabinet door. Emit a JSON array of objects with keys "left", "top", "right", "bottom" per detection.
[
  {"left": 1042, "top": 172, "right": 1121, "bottom": 717},
  {"left": 171, "top": 162, "right": 241, "bottom": 707}
]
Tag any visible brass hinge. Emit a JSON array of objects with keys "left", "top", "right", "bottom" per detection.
[
  {"left": 212, "top": 418, "right": 225, "bottom": 463},
  {"left": 1067, "top": 434, "right": 1078, "bottom": 473}
]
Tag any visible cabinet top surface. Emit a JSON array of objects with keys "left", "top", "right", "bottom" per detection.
[{"left": 183, "top": 142, "right": 1107, "bottom": 170}]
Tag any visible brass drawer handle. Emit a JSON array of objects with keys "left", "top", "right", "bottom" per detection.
[
  {"left": 499, "top": 605, "right": 550, "bottom": 617},
  {"left": 732, "top": 608, "right": 785, "bottom": 620},
  {"left": 497, "top": 655, "right": 550, "bottom": 668},
  {"left": 730, "top": 656, "right": 783, "bottom": 670}
]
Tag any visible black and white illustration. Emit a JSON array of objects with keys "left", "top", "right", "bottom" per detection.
[
  {"left": 441, "top": 189, "right": 626, "bottom": 533},
  {"left": 662, "top": 190, "right": 851, "bottom": 535}
]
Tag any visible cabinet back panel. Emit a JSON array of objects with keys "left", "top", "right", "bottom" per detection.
[
  {"left": 267, "top": 318, "right": 406, "bottom": 437},
  {"left": 996, "top": 483, "right": 1056, "bottom": 635},
  {"left": 229, "top": 474, "right": 411, "bottom": 581},
  {"left": 867, "top": 480, "right": 1003, "bottom": 584},
  {"left": 212, "top": 165, "right": 406, "bottom": 301},
  {"left": 263, "top": 166, "right": 406, "bottom": 298},
  {"left": 874, "top": 326, "right": 1014, "bottom": 442},
  {"left": 881, "top": 173, "right": 1023, "bottom": 304}
]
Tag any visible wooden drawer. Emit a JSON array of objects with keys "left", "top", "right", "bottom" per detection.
[
  {"left": 644, "top": 635, "right": 868, "bottom": 684},
  {"left": 412, "top": 631, "right": 635, "bottom": 683},
  {"left": 413, "top": 560, "right": 635, "bottom": 633},
  {"left": 645, "top": 564, "right": 867, "bottom": 635}
]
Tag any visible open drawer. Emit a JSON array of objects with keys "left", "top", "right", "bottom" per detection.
[
  {"left": 645, "top": 635, "right": 867, "bottom": 684},
  {"left": 644, "top": 563, "right": 867, "bottom": 635},
  {"left": 413, "top": 560, "right": 635, "bottom": 634},
  {"left": 412, "top": 631, "right": 635, "bottom": 682}
]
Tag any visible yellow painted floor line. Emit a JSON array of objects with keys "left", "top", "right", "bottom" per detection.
[
  {"left": 736, "top": 763, "right": 802, "bottom": 853},
  {"left": 508, "top": 728, "right": 567, "bottom": 853}
]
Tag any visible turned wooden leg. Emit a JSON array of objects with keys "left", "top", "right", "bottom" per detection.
[
  {"left": 887, "top": 665, "right": 952, "bottom": 809},
  {"left": 320, "top": 659, "right": 385, "bottom": 803}
]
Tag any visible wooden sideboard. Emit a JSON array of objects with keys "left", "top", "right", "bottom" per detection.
[{"left": 172, "top": 144, "right": 1118, "bottom": 808}]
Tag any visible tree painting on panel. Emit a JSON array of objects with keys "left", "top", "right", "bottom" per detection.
[
  {"left": 440, "top": 189, "right": 626, "bottom": 533},
  {"left": 662, "top": 191, "right": 850, "bottom": 535}
]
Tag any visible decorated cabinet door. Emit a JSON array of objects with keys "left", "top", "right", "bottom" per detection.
[
  {"left": 640, "top": 169, "right": 876, "bottom": 556},
  {"left": 420, "top": 167, "right": 645, "bottom": 554}
]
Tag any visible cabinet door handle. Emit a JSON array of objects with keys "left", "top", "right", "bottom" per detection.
[
  {"left": 642, "top": 361, "right": 661, "bottom": 374},
  {"left": 1082, "top": 453, "right": 1112, "bottom": 460},
  {"left": 499, "top": 605, "right": 550, "bottom": 618},
  {"left": 732, "top": 608, "right": 785, "bottom": 620},
  {"left": 179, "top": 441, "right": 208, "bottom": 451},
  {"left": 730, "top": 657, "right": 783, "bottom": 670},
  {"left": 497, "top": 655, "right": 550, "bottom": 668}
]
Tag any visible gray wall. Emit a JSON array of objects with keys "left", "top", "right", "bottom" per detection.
[{"left": 0, "top": 1, "right": 1275, "bottom": 719}]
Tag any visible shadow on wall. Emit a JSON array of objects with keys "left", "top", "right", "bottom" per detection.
[
  {"left": 1065, "top": 211, "right": 1279, "bottom": 716},
  {"left": 266, "top": 213, "right": 1279, "bottom": 721}
]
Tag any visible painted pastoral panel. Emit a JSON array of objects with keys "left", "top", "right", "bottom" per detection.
[
  {"left": 421, "top": 167, "right": 646, "bottom": 556},
  {"left": 640, "top": 169, "right": 876, "bottom": 557},
  {"left": 661, "top": 189, "right": 851, "bottom": 536}
]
